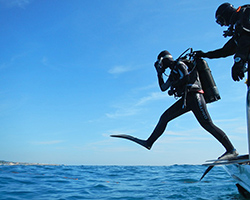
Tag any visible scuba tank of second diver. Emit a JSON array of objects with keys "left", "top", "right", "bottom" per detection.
[{"left": 195, "top": 58, "right": 221, "bottom": 103}]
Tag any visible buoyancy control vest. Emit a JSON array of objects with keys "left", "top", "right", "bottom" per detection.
[
  {"left": 181, "top": 58, "right": 221, "bottom": 103},
  {"left": 235, "top": 4, "right": 250, "bottom": 33}
]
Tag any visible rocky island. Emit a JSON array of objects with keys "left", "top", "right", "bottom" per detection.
[{"left": 0, "top": 160, "right": 59, "bottom": 166}]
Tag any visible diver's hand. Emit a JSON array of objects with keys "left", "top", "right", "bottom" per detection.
[
  {"left": 154, "top": 61, "right": 165, "bottom": 75},
  {"left": 231, "top": 59, "right": 245, "bottom": 81},
  {"left": 194, "top": 50, "right": 206, "bottom": 58}
]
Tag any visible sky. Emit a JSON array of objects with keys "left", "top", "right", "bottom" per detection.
[{"left": 0, "top": 0, "right": 249, "bottom": 166}]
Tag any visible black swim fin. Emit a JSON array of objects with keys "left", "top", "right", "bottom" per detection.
[
  {"left": 110, "top": 134, "right": 151, "bottom": 150},
  {"left": 200, "top": 149, "right": 239, "bottom": 181},
  {"left": 200, "top": 166, "right": 214, "bottom": 181}
]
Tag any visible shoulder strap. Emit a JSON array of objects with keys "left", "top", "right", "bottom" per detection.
[{"left": 237, "top": 5, "right": 250, "bottom": 32}]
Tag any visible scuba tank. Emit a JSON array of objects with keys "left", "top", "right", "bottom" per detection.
[
  {"left": 176, "top": 48, "right": 221, "bottom": 103},
  {"left": 195, "top": 58, "right": 221, "bottom": 103}
]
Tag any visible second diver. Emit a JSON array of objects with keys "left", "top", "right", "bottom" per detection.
[{"left": 111, "top": 50, "right": 238, "bottom": 159}]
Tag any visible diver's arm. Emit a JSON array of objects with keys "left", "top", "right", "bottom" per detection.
[
  {"left": 206, "top": 39, "right": 236, "bottom": 58},
  {"left": 157, "top": 74, "right": 172, "bottom": 92},
  {"left": 154, "top": 61, "right": 172, "bottom": 92},
  {"left": 196, "top": 38, "right": 237, "bottom": 58}
]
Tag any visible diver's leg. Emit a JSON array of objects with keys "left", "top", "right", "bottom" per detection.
[
  {"left": 111, "top": 98, "right": 190, "bottom": 150},
  {"left": 191, "top": 93, "right": 235, "bottom": 152},
  {"left": 146, "top": 98, "right": 190, "bottom": 149}
]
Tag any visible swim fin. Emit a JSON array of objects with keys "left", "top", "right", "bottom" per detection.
[
  {"left": 200, "top": 149, "right": 239, "bottom": 181},
  {"left": 200, "top": 166, "right": 213, "bottom": 181},
  {"left": 110, "top": 134, "right": 151, "bottom": 150}
]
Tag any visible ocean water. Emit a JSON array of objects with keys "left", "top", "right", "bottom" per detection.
[{"left": 0, "top": 165, "right": 246, "bottom": 200}]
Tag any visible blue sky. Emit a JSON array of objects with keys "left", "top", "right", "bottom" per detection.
[{"left": 0, "top": 0, "right": 249, "bottom": 165}]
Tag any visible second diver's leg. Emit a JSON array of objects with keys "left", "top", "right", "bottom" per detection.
[
  {"left": 191, "top": 93, "right": 235, "bottom": 152},
  {"left": 146, "top": 98, "right": 189, "bottom": 149},
  {"left": 111, "top": 98, "right": 189, "bottom": 150}
]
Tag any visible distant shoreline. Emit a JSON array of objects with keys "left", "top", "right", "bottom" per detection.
[{"left": 0, "top": 160, "right": 60, "bottom": 166}]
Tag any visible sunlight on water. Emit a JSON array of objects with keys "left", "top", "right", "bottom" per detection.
[{"left": 0, "top": 165, "right": 245, "bottom": 200}]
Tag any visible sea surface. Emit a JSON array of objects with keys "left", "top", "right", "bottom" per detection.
[{"left": 0, "top": 165, "right": 247, "bottom": 200}]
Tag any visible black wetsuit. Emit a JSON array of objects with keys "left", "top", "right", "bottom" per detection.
[
  {"left": 201, "top": 5, "right": 250, "bottom": 84},
  {"left": 204, "top": 5, "right": 250, "bottom": 58},
  {"left": 146, "top": 61, "right": 234, "bottom": 152}
]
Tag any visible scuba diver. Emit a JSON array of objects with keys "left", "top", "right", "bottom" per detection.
[
  {"left": 195, "top": 3, "right": 250, "bottom": 83},
  {"left": 111, "top": 50, "right": 238, "bottom": 160}
]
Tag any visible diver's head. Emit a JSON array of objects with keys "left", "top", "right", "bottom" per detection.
[
  {"left": 157, "top": 50, "right": 175, "bottom": 69},
  {"left": 215, "top": 3, "right": 236, "bottom": 26}
]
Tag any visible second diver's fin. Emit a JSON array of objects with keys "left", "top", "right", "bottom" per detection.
[
  {"left": 200, "top": 149, "right": 239, "bottom": 181},
  {"left": 110, "top": 134, "right": 151, "bottom": 150},
  {"left": 200, "top": 166, "right": 214, "bottom": 181}
]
